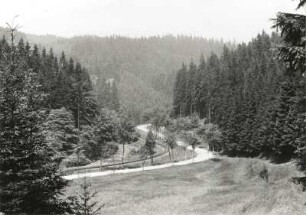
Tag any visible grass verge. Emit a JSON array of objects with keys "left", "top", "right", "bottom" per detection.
[{"left": 66, "top": 157, "right": 306, "bottom": 215}]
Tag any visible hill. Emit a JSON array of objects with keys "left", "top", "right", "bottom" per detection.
[{"left": 0, "top": 26, "right": 234, "bottom": 122}]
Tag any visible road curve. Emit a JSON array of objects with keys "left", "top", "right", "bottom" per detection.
[{"left": 62, "top": 124, "right": 214, "bottom": 180}]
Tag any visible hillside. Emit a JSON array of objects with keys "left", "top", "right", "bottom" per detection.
[
  {"left": 66, "top": 157, "right": 306, "bottom": 215},
  {"left": 0, "top": 26, "right": 234, "bottom": 122}
]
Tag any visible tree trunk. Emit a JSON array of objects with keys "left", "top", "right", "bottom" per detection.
[
  {"left": 112, "top": 154, "right": 115, "bottom": 172},
  {"left": 142, "top": 159, "right": 145, "bottom": 170},
  {"left": 151, "top": 154, "right": 153, "bottom": 165},
  {"left": 122, "top": 142, "right": 125, "bottom": 166},
  {"left": 170, "top": 148, "right": 174, "bottom": 165},
  {"left": 192, "top": 149, "right": 194, "bottom": 163},
  {"left": 208, "top": 107, "right": 211, "bottom": 124},
  {"left": 100, "top": 154, "right": 102, "bottom": 171}
]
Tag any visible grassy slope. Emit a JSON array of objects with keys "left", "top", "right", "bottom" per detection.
[{"left": 66, "top": 157, "right": 305, "bottom": 215}]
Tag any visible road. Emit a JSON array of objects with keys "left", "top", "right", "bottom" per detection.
[{"left": 62, "top": 124, "right": 214, "bottom": 180}]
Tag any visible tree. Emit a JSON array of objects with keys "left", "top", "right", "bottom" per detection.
[
  {"left": 272, "top": 1, "right": 305, "bottom": 76},
  {"left": 100, "top": 141, "right": 119, "bottom": 167},
  {"left": 164, "top": 133, "right": 177, "bottom": 163},
  {"left": 96, "top": 78, "right": 120, "bottom": 112},
  {"left": 44, "top": 108, "right": 79, "bottom": 167},
  {"left": 118, "top": 116, "right": 137, "bottom": 164},
  {"left": 142, "top": 130, "right": 156, "bottom": 165},
  {"left": 73, "top": 177, "right": 103, "bottom": 215},
  {"left": 70, "top": 63, "right": 98, "bottom": 128},
  {"left": 0, "top": 25, "right": 72, "bottom": 214},
  {"left": 182, "top": 132, "right": 201, "bottom": 162},
  {"left": 172, "top": 32, "right": 286, "bottom": 159},
  {"left": 273, "top": 0, "right": 306, "bottom": 168},
  {"left": 94, "top": 109, "right": 119, "bottom": 162},
  {"left": 150, "top": 109, "right": 168, "bottom": 135},
  {"left": 200, "top": 123, "right": 222, "bottom": 153},
  {"left": 173, "top": 64, "right": 188, "bottom": 117}
]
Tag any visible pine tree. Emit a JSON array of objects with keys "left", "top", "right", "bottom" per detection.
[
  {"left": 0, "top": 26, "right": 72, "bottom": 214},
  {"left": 172, "top": 33, "right": 285, "bottom": 158},
  {"left": 272, "top": 0, "right": 306, "bottom": 167},
  {"left": 73, "top": 177, "right": 103, "bottom": 215},
  {"left": 44, "top": 108, "right": 79, "bottom": 167},
  {"left": 173, "top": 64, "right": 188, "bottom": 117},
  {"left": 96, "top": 77, "right": 120, "bottom": 112}
]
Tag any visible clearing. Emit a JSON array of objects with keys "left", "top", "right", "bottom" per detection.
[{"left": 66, "top": 156, "right": 306, "bottom": 215}]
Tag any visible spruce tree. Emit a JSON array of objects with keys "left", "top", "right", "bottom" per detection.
[
  {"left": 273, "top": 0, "right": 306, "bottom": 167},
  {"left": 73, "top": 177, "right": 103, "bottom": 215},
  {"left": 0, "top": 26, "right": 72, "bottom": 214}
]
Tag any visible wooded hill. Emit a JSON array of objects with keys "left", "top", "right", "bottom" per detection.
[
  {"left": 0, "top": 27, "right": 234, "bottom": 122},
  {"left": 0, "top": 29, "right": 138, "bottom": 213},
  {"left": 173, "top": 12, "right": 305, "bottom": 169}
]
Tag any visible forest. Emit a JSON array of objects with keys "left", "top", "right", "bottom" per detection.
[
  {"left": 0, "top": 0, "right": 305, "bottom": 214},
  {"left": 0, "top": 27, "right": 138, "bottom": 213},
  {"left": 0, "top": 27, "right": 234, "bottom": 123},
  {"left": 172, "top": 5, "right": 305, "bottom": 168}
]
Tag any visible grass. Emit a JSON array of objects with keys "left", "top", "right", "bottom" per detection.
[{"left": 66, "top": 157, "right": 306, "bottom": 215}]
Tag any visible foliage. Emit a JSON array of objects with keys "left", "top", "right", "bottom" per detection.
[
  {"left": 117, "top": 115, "right": 138, "bottom": 163},
  {"left": 73, "top": 177, "right": 104, "bottom": 215},
  {"left": 172, "top": 32, "right": 286, "bottom": 158},
  {"left": 1, "top": 30, "right": 236, "bottom": 123},
  {"left": 171, "top": 1, "right": 305, "bottom": 167},
  {"left": 90, "top": 109, "right": 119, "bottom": 160},
  {"left": 181, "top": 132, "right": 201, "bottom": 150},
  {"left": 140, "top": 130, "right": 156, "bottom": 165},
  {"left": 164, "top": 133, "right": 177, "bottom": 162},
  {"left": 198, "top": 123, "right": 222, "bottom": 152},
  {"left": 44, "top": 108, "right": 79, "bottom": 165},
  {"left": 100, "top": 141, "right": 119, "bottom": 159},
  {"left": 96, "top": 78, "right": 120, "bottom": 112},
  {"left": 0, "top": 27, "right": 72, "bottom": 214},
  {"left": 272, "top": 0, "right": 306, "bottom": 168},
  {"left": 170, "top": 115, "right": 200, "bottom": 132}
]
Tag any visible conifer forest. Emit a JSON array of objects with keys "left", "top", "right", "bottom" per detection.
[{"left": 0, "top": 0, "right": 305, "bottom": 214}]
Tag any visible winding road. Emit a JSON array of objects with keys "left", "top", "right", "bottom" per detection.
[{"left": 62, "top": 124, "right": 214, "bottom": 180}]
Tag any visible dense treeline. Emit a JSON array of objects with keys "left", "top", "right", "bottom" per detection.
[
  {"left": 0, "top": 29, "right": 137, "bottom": 213},
  {"left": 39, "top": 35, "right": 233, "bottom": 123},
  {"left": 29, "top": 42, "right": 98, "bottom": 128},
  {"left": 173, "top": 1, "right": 305, "bottom": 167},
  {"left": 0, "top": 36, "right": 98, "bottom": 128},
  {"left": 0, "top": 29, "right": 235, "bottom": 123},
  {"left": 96, "top": 78, "right": 120, "bottom": 112},
  {"left": 173, "top": 32, "right": 304, "bottom": 162},
  {"left": 0, "top": 29, "right": 74, "bottom": 213}
]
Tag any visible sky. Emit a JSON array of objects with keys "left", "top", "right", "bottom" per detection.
[{"left": 0, "top": 0, "right": 304, "bottom": 42}]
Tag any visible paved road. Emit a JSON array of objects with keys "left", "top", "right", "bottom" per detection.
[{"left": 62, "top": 124, "right": 214, "bottom": 180}]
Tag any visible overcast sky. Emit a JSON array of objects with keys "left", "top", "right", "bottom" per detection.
[{"left": 0, "top": 0, "right": 303, "bottom": 42}]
